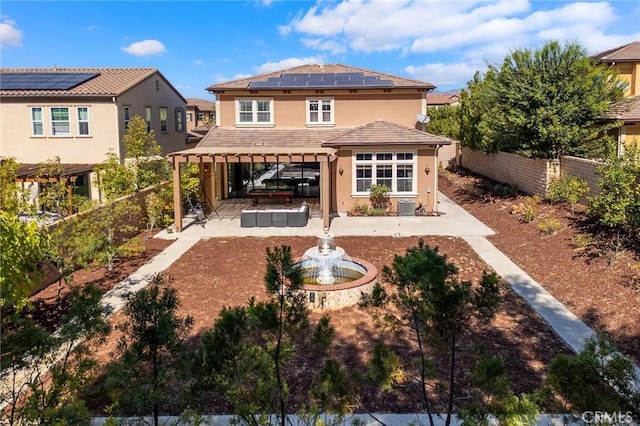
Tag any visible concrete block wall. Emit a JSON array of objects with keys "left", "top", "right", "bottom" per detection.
[
  {"left": 560, "top": 155, "right": 603, "bottom": 197},
  {"left": 438, "top": 140, "right": 461, "bottom": 168},
  {"left": 461, "top": 147, "right": 559, "bottom": 196}
]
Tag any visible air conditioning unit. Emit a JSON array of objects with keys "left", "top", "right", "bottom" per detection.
[{"left": 397, "top": 199, "right": 415, "bottom": 216}]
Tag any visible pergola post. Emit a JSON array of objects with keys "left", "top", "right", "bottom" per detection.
[
  {"left": 321, "top": 159, "right": 330, "bottom": 229},
  {"left": 172, "top": 157, "right": 183, "bottom": 232}
]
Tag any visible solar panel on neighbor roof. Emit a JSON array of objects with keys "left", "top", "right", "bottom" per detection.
[
  {"left": 247, "top": 72, "right": 395, "bottom": 89},
  {"left": 0, "top": 72, "right": 99, "bottom": 90}
]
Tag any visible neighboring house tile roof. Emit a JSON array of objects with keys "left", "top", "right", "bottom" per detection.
[
  {"left": 207, "top": 64, "right": 435, "bottom": 91},
  {"left": 593, "top": 41, "right": 640, "bottom": 63},
  {"left": 604, "top": 96, "right": 640, "bottom": 122},
  {"left": 16, "top": 163, "right": 97, "bottom": 180},
  {"left": 322, "top": 120, "right": 450, "bottom": 147},
  {"left": 187, "top": 98, "right": 215, "bottom": 111},
  {"left": 0, "top": 68, "right": 186, "bottom": 101},
  {"left": 192, "top": 124, "right": 212, "bottom": 134},
  {"left": 426, "top": 93, "right": 460, "bottom": 106}
]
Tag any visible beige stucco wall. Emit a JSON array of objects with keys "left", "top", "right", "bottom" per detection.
[
  {"left": 333, "top": 145, "right": 438, "bottom": 214},
  {"left": 615, "top": 63, "right": 640, "bottom": 97},
  {"left": 0, "top": 99, "right": 120, "bottom": 164},
  {"left": 117, "top": 75, "right": 187, "bottom": 156},
  {"left": 216, "top": 89, "right": 425, "bottom": 129},
  {"left": 624, "top": 123, "right": 640, "bottom": 147}
]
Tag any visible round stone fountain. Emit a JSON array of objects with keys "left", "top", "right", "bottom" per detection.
[{"left": 297, "top": 231, "right": 377, "bottom": 309}]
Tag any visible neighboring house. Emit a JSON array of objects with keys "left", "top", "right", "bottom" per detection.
[
  {"left": 0, "top": 67, "right": 187, "bottom": 201},
  {"left": 593, "top": 41, "right": 640, "bottom": 152},
  {"left": 426, "top": 92, "right": 460, "bottom": 107},
  {"left": 168, "top": 64, "right": 450, "bottom": 231},
  {"left": 186, "top": 97, "right": 216, "bottom": 144}
]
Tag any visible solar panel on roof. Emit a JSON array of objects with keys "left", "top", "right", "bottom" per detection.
[
  {"left": 0, "top": 72, "right": 99, "bottom": 90},
  {"left": 246, "top": 71, "right": 395, "bottom": 89}
]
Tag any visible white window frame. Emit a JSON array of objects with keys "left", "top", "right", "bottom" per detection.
[
  {"left": 306, "top": 98, "right": 334, "bottom": 126},
  {"left": 235, "top": 98, "right": 274, "bottom": 127},
  {"left": 186, "top": 112, "right": 193, "bottom": 122},
  {"left": 124, "top": 106, "right": 131, "bottom": 129},
  {"left": 145, "top": 106, "right": 152, "bottom": 132},
  {"left": 50, "top": 106, "right": 71, "bottom": 137},
  {"left": 160, "top": 107, "right": 168, "bottom": 132},
  {"left": 30, "top": 106, "right": 44, "bottom": 136},
  {"left": 352, "top": 151, "right": 416, "bottom": 195},
  {"left": 175, "top": 107, "right": 184, "bottom": 132},
  {"left": 77, "top": 106, "right": 90, "bottom": 136}
]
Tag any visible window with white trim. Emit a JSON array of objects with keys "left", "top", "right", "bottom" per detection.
[
  {"left": 175, "top": 108, "right": 184, "bottom": 132},
  {"left": 124, "top": 106, "right": 130, "bottom": 129},
  {"left": 186, "top": 112, "right": 193, "bottom": 122},
  {"left": 235, "top": 98, "right": 273, "bottom": 125},
  {"left": 353, "top": 151, "right": 415, "bottom": 194},
  {"left": 160, "top": 107, "right": 168, "bottom": 132},
  {"left": 77, "top": 107, "right": 90, "bottom": 136},
  {"left": 145, "top": 106, "right": 152, "bottom": 132},
  {"left": 307, "top": 98, "right": 334, "bottom": 125},
  {"left": 31, "top": 107, "right": 44, "bottom": 136},
  {"left": 50, "top": 107, "right": 70, "bottom": 136}
]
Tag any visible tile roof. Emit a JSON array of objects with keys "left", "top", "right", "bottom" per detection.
[
  {"left": 16, "top": 163, "right": 98, "bottom": 179},
  {"left": 322, "top": 120, "right": 450, "bottom": 147},
  {"left": 192, "top": 123, "right": 213, "bottom": 134},
  {"left": 593, "top": 41, "right": 640, "bottom": 63},
  {"left": 604, "top": 96, "right": 640, "bottom": 122},
  {"left": 427, "top": 93, "right": 460, "bottom": 106},
  {"left": 0, "top": 68, "right": 184, "bottom": 100},
  {"left": 187, "top": 98, "right": 216, "bottom": 111},
  {"left": 195, "top": 126, "right": 349, "bottom": 150},
  {"left": 207, "top": 64, "right": 435, "bottom": 91}
]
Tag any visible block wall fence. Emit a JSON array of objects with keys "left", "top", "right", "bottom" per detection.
[{"left": 459, "top": 147, "right": 604, "bottom": 198}]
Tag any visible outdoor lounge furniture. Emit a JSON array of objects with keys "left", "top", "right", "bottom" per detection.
[
  {"left": 241, "top": 204, "right": 309, "bottom": 228},
  {"left": 248, "top": 188, "right": 294, "bottom": 204}
]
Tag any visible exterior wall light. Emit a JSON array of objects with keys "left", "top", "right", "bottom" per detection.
[
  {"left": 424, "top": 165, "right": 431, "bottom": 175},
  {"left": 339, "top": 165, "right": 344, "bottom": 175}
]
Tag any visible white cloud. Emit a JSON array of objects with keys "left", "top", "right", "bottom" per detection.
[
  {"left": 0, "top": 17, "right": 22, "bottom": 48},
  {"left": 255, "top": 56, "right": 324, "bottom": 74},
  {"left": 405, "top": 62, "right": 482, "bottom": 88},
  {"left": 193, "top": 59, "right": 206, "bottom": 67},
  {"left": 301, "top": 38, "right": 346, "bottom": 54},
  {"left": 213, "top": 73, "right": 254, "bottom": 84},
  {"left": 121, "top": 39, "right": 166, "bottom": 57}
]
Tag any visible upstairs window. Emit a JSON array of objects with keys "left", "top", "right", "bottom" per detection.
[
  {"left": 77, "top": 107, "right": 90, "bottom": 136},
  {"left": 236, "top": 98, "right": 273, "bottom": 126},
  {"left": 50, "top": 107, "right": 70, "bottom": 136},
  {"left": 160, "top": 107, "right": 168, "bottom": 132},
  {"left": 307, "top": 98, "right": 334, "bottom": 125},
  {"left": 31, "top": 107, "right": 44, "bottom": 136},
  {"left": 175, "top": 108, "right": 184, "bottom": 132},
  {"left": 145, "top": 106, "right": 152, "bottom": 132},
  {"left": 123, "top": 106, "right": 130, "bottom": 129},
  {"left": 186, "top": 112, "right": 193, "bottom": 122}
]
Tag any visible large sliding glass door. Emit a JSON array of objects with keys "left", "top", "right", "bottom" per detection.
[{"left": 227, "top": 161, "right": 320, "bottom": 198}]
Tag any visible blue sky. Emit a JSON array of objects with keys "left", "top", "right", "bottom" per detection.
[{"left": 1, "top": 0, "right": 639, "bottom": 100}]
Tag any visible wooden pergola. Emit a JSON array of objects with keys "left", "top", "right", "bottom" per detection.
[{"left": 168, "top": 146, "right": 337, "bottom": 232}]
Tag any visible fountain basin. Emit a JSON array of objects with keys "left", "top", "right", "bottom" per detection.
[{"left": 295, "top": 257, "right": 378, "bottom": 309}]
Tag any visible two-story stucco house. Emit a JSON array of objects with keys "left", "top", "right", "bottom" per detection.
[
  {"left": 593, "top": 41, "right": 640, "bottom": 152},
  {"left": 168, "top": 64, "right": 451, "bottom": 232},
  {"left": 0, "top": 67, "right": 187, "bottom": 201}
]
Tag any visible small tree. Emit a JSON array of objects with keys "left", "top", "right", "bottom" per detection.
[
  {"left": 0, "top": 157, "right": 32, "bottom": 215},
  {"left": 0, "top": 211, "right": 50, "bottom": 310},
  {"left": 547, "top": 175, "right": 590, "bottom": 214},
  {"left": 369, "top": 184, "right": 391, "bottom": 211},
  {"left": 106, "top": 273, "right": 193, "bottom": 426},
  {"left": 360, "top": 240, "right": 500, "bottom": 426},
  {"left": 97, "top": 151, "right": 136, "bottom": 201},
  {"left": 588, "top": 141, "right": 640, "bottom": 259},
  {"left": 37, "top": 157, "right": 72, "bottom": 216},
  {"left": 1, "top": 284, "right": 111, "bottom": 425}
]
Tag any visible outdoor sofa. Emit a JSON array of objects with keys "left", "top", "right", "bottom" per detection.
[{"left": 241, "top": 204, "right": 309, "bottom": 228}]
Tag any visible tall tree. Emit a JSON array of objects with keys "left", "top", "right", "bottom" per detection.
[
  {"left": 0, "top": 157, "right": 31, "bottom": 216},
  {"left": 460, "top": 41, "right": 625, "bottom": 159},
  {"left": 425, "top": 105, "right": 461, "bottom": 140}
]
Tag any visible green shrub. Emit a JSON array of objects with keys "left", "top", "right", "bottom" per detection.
[
  {"left": 348, "top": 200, "right": 369, "bottom": 216},
  {"left": 572, "top": 233, "right": 593, "bottom": 249},
  {"left": 511, "top": 195, "right": 540, "bottom": 223},
  {"left": 368, "top": 207, "right": 388, "bottom": 216},
  {"left": 537, "top": 218, "right": 562, "bottom": 235},
  {"left": 369, "top": 184, "right": 391, "bottom": 210},
  {"left": 547, "top": 175, "right": 589, "bottom": 213},
  {"left": 368, "top": 342, "right": 404, "bottom": 391}
]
